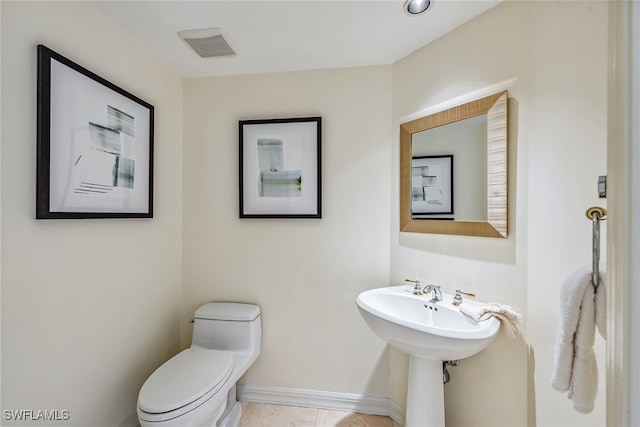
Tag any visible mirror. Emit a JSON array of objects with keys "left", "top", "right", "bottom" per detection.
[{"left": 400, "top": 91, "right": 508, "bottom": 238}]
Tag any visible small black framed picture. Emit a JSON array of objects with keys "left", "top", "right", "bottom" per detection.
[
  {"left": 411, "top": 155, "right": 454, "bottom": 216},
  {"left": 239, "top": 117, "right": 321, "bottom": 218}
]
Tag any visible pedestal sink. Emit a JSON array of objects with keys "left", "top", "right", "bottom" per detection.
[{"left": 356, "top": 285, "right": 500, "bottom": 427}]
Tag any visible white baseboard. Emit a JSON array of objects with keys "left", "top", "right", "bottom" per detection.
[
  {"left": 387, "top": 399, "right": 406, "bottom": 426},
  {"left": 237, "top": 384, "right": 405, "bottom": 426}
]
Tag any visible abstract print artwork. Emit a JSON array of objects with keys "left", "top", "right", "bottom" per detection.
[
  {"left": 240, "top": 117, "right": 321, "bottom": 218},
  {"left": 411, "top": 155, "right": 453, "bottom": 216},
  {"left": 257, "top": 137, "right": 302, "bottom": 198},
  {"left": 37, "top": 45, "right": 154, "bottom": 219}
]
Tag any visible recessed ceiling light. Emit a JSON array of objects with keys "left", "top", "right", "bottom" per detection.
[
  {"left": 178, "top": 28, "right": 238, "bottom": 58},
  {"left": 404, "top": 0, "right": 431, "bottom": 16}
]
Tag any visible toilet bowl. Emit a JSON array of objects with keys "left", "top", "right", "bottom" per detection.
[{"left": 137, "top": 303, "right": 261, "bottom": 427}]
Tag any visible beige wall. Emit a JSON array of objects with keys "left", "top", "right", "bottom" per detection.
[
  {"left": 1, "top": 1, "right": 610, "bottom": 426},
  {"left": 392, "top": 1, "right": 607, "bottom": 426},
  {"left": 525, "top": 2, "right": 607, "bottom": 426},
  {"left": 181, "top": 66, "right": 393, "bottom": 395},
  {"left": 1, "top": 2, "right": 183, "bottom": 426}
]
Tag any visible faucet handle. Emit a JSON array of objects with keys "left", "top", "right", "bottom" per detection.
[
  {"left": 455, "top": 289, "right": 476, "bottom": 298},
  {"left": 452, "top": 289, "right": 475, "bottom": 306},
  {"left": 405, "top": 279, "right": 422, "bottom": 295}
]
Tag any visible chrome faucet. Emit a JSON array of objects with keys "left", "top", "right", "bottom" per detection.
[{"left": 422, "top": 284, "right": 442, "bottom": 302}]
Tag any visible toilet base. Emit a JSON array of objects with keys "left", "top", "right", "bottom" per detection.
[
  {"left": 217, "top": 401, "right": 241, "bottom": 427},
  {"left": 216, "top": 384, "right": 242, "bottom": 427}
]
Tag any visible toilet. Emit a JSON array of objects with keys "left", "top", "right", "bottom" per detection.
[{"left": 137, "top": 303, "right": 261, "bottom": 427}]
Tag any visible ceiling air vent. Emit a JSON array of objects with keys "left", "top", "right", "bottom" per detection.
[{"left": 178, "top": 28, "right": 238, "bottom": 58}]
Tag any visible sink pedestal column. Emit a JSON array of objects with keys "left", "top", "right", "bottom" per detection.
[{"left": 405, "top": 356, "right": 445, "bottom": 427}]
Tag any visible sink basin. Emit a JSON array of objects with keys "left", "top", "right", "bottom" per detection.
[
  {"left": 356, "top": 285, "right": 501, "bottom": 426},
  {"left": 356, "top": 285, "right": 500, "bottom": 360}
]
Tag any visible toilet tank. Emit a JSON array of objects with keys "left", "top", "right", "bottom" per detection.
[{"left": 191, "top": 303, "right": 261, "bottom": 353}]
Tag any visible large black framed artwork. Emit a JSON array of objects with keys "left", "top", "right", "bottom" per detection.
[
  {"left": 36, "top": 45, "right": 154, "bottom": 219},
  {"left": 239, "top": 117, "right": 322, "bottom": 219}
]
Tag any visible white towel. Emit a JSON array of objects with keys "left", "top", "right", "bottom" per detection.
[
  {"left": 551, "top": 264, "right": 607, "bottom": 414},
  {"left": 459, "top": 303, "right": 523, "bottom": 339}
]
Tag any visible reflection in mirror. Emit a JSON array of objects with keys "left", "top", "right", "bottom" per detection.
[
  {"left": 400, "top": 91, "right": 508, "bottom": 238},
  {"left": 412, "top": 116, "right": 486, "bottom": 221},
  {"left": 411, "top": 154, "right": 455, "bottom": 218}
]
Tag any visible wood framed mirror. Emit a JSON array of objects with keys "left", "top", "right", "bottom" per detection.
[{"left": 400, "top": 91, "right": 508, "bottom": 238}]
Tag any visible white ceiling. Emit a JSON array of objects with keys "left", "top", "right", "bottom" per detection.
[{"left": 92, "top": 1, "right": 500, "bottom": 78}]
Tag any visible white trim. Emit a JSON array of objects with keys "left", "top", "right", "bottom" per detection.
[
  {"left": 607, "top": 1, "right": 640, "bottom": 426},
  {"left": 387, "top": 399, "right": 406, "bottom": 425},
  {"left": 237, "top": 384, "right": 405, "bottom": 426},
  {"left": 397, "top": 77, "right": 517, "bottom": 125}
]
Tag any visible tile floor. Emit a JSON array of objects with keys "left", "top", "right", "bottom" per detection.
[{"left": 239, "top": 402, "right": 401, "bottom": 427}]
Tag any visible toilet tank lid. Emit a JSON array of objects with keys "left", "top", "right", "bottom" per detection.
[{"left": 195, "top": 303, "right": 261, "bottom": 321}]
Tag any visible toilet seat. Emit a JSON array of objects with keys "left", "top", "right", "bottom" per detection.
[{"left": 138, "top": 349, "right": 234, "bottom": 422}]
